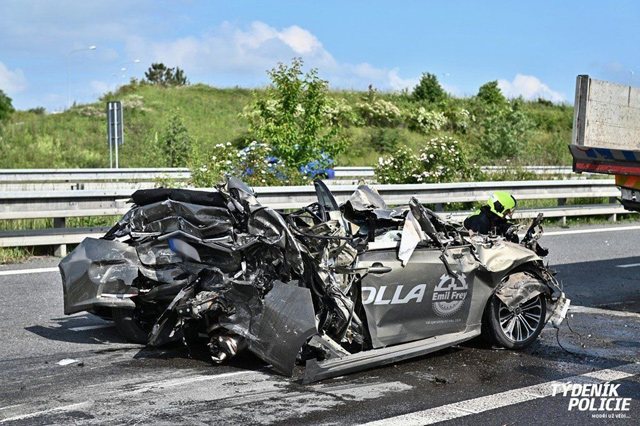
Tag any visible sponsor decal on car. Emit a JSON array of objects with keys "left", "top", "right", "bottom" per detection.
[{"left": 432, "top": 273, "right": 468, "bottom": 317}]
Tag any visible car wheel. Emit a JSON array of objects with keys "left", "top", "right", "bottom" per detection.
[
  {"left": 482, "top": 293, "right": 546, "bottom": 349},
  {"left": 112, "top": 307, "right": 152, "bottom": 344}
]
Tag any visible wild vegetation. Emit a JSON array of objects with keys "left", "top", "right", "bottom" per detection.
[{"left": 0, "top": 60, "right": 574, "bottom": 182}]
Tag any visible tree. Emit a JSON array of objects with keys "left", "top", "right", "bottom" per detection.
[
  {"left": 160, "top": 113, "right": 193, "bottom": 167},
  {"left": 0, "top": 90, "right": 15, "bottom": 121},
  {"left": 145, "top": 63, "right": 189, "bottom": 86},
  {"left": 412, "top": 73, "right": 447, "bottom": 103},
  {"left": 477, "top": 81, "right": 506, "bottom": 105},
  {"left": 244, "top": 58, "right": 349, "bottom": 168},
  {"left": 479, "top": 99, "right": 533, "bottom": 160}
]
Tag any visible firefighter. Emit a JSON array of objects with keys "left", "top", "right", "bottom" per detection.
[{"left": 464, "top": 191, "right": 519, "bottom": 242}]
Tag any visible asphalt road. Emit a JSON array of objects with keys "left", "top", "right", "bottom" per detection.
[{"left": 0, "top": 223, "right": 639, "bottom": 425}]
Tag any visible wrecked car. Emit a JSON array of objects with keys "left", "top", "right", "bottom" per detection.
[{"left": 59, "top": 178, "right": 570, "bottom": 383}]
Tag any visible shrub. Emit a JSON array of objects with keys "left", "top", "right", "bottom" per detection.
[
  {"left": 369, "top": 127, "right": 403, "bottom": 154},
  {"left": 412, "top": 73, "right": 447, "bottom": 103},
  {"left": 190, "top": 141, "right": 307, "bottom": 188},
  {"left": 322, "top": 98, "right": 359, "bottom": 127},
  {"left": 477, "top": 81, "right": 506, "bottom": 105},
  {"left": 443, "top": 108, "right": 473, "bottom": 132},
  {"left": 357, "top": 99, "right": 402, "bottom": 127},
  {"left": 407, "top": 107, "right": 448, "bottom": 133},
  {"left": 375, "top": 145, "right": 420, "bottom": 184},
  {"left": 145, "top": 63, "right": 189, "bottom": 86},
  {"left": 356, "top": 85, "right": 402, "bottom": 127},
  {"left": 0, "top": 90, "right": 14, "bottom": 122},
  {"left": 27, "top": 106, "right": 46, "bottom": 115},
  {"left": 243, "top": 58, "right": 349, "bottom": 169},
  {"left": 376, "top": 137, "right": 480, "bottom": 184},
  {"left": 413, "top": 136, "right": 479, "bottom": 183},
  {"left": 160, "top": 113, "right": 193, "bottom": 167},
  {"left": 479, "top": 100, "right": 533, "bottom": 160}
]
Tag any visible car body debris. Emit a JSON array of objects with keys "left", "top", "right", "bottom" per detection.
[{"left": 60, "top": 178, "right": 569, "bottom": 383}]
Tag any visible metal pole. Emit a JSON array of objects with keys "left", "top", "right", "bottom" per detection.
[
  {"left": 66, "top": 46, "right": 96, "bottom": 109},
  {"left": 67, "top": 54, "right": 70, "bottom": 110},
  {"left": 108, "top": 103, "right": 113, "bottom": 168},
  {"left": 114, "top": 103, "right": 119, "bottom": 169}
]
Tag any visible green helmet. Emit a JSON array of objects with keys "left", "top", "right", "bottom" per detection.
[{"left": 487, "top": 191, "right": 517, "bottom": 218}]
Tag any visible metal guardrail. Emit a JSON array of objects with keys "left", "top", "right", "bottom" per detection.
[
  {"left": 0, "top": 179, "right": 632, "bottom": 256},
  {"left": 0, "top": 168, "right": 191, "bottom": 191},
  {"left": 0, "top": 168, "right": 190, "bottom": 182},
  {"left": 0, "top": 179, "right": 620, "bottom": 219},
  {"left": 0, "top": 165, "right": 580, "bottom": 189}
]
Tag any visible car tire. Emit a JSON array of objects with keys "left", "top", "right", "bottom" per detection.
[
  {"left": 482, "top": 293, "right": 547, "bottom": 349},
  {"left": 112, "top": 307, "right": 151, "bottom": 344}
]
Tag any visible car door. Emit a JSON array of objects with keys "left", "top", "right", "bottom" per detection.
[{"left": 357, "top": 243, "right": 476, "bottom": 348}]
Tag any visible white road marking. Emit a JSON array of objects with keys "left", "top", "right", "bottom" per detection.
[
  {"left": 544, "top": 225, "right": 640, "bottom": 236},
  {"left": 0, "top": 267, "right": 59, "bottom": 276},
  {"left": 363, "top": 362, "right": 640, "bottom": 426},
  {"left": 0, "top": 401, "right": 93, "bottom": 423},
  {"left": 616, "top": 262, "right": 640, "bottom": 268},
  {"left": 68, "top": 324, "right": 115, "bottom": 332},
  {"left": 570, "top": 305, "right": 640, "bottom": 319},
  {"left": 0, "top": 405, "right": 22, "bottom": 412},
  {"left": 124, "top": 370, "right": 257, "bottom": 395}
]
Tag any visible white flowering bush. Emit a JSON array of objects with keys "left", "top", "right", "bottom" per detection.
[
  {"left": 190, "top": 141, "right": 306, "bottom": 188},
  {"left": 376, "top": 137, "right": 480, "bottom": 184},
  {"left": 374, "top": 145, "right": 420, "bottom": 184},
  {"left": 446, "top": 108, "right": 473, "bottom": 131},
  {"left": 322, "top": 98, "right": 359, "bottom": 126},
  {"left": 357, "top": 98, "right": 402, "bottom": 127},
  {"left": 407, "top": 107, "right": 448, "bottom": 133}
]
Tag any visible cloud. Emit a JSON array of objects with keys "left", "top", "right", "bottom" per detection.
[
  {"left": 91, "top": 80, "right": 110, "bottom": 95},
  {"left": 0, "top": 62, "right": 27, "bottom": 94},
  {"left": 124, "top": 21, "right": 413, "bottom": 91},
  {"left": 498, "top": 74, "right": 565, "bottom": 102}
]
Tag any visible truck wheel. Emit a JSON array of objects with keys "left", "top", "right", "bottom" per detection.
[
  {"left": 482, "top": 294, "right": 546, "bottom": 349},
  {"left": 112, "top": 307, "right": 152, "bottom": 344}
]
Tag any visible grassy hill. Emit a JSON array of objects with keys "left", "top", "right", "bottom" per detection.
[{"left": 0, "top": 81, "right": 574, "bottom": 169}]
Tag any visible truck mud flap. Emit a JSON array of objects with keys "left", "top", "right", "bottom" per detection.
[{"left": 303, "top": 328, "right": 480, "bottom": 384}]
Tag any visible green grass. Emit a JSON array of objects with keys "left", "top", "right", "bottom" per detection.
[{"left": 0, "top": 247, "right": 34, "bottom": 263}]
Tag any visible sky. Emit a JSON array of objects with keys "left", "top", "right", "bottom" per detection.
[{"left": 0, "top": 0, "right": 638, "bottom": 111}]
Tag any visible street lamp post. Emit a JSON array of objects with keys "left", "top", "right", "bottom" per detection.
[{"left": 67, "top": 45, "right": 97, "bottom": 109}]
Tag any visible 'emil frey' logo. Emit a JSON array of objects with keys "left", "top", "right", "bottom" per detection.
[{"left": 432, "top": 273, "right": 468, "bottom": 317}]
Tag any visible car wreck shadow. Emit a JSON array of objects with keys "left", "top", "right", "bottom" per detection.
[
  {"left": 131, "top": 344, "right": 270, "bottom": 373},
  {"left": 24, "top": 314, "right": 128, "bottom": 345},
  {"left": 552, "top": 256, "right": 640, "bottom": 312}
]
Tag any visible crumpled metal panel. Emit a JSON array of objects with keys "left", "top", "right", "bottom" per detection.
[
  {"left": 342, "top": 185, "right": 406, "bottom": 223},
  {"left": 247, "top": 206, "right": 304, "bottom": 276},
  {"left": 127, "top": 200, "right": 234, "bottom": 239},
  {"left": 236, "top": 281, "right": 317, "bottom": 376},
  {"left": 474, "top": 240, "right": 541, "bottom": 281},
  {"left": 59, "top": 238, "right": 139, "bottom": 314},
  {"left": 495, "top": 272, "right": 547, "bottom": 310}
]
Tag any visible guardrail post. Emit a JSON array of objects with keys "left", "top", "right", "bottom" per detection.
[
  {"left": 53, "top": 217, "right": 67, "bottom": 257},
  {"left": 435, "top": 203, "right": 444, "bottom": 212},
  {"left": 557, "top": 198, "right": 567, "bottom": 225}
]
